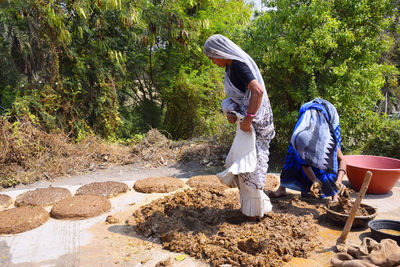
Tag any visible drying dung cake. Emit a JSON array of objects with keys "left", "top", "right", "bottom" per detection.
[
  {"left": 50, "top": 195, "right": 111, "bottom": 220},
  {"left": 76, "top": 181, "right": 129, "bottom": 198},
  {"left": 0, "top": 194, "right": 12, "bottom": 210},
  {"left": 15, "top": 187, "right": 72, "bottom": 207},
  {"left": 0, "top": 206, "right": 49, "bottom": 234},
  {"left": 186, "top": 175, "right": 228, "bottom": 191},
  {"left": 133, "top": 177, "right": 185, "bottom": 193}
]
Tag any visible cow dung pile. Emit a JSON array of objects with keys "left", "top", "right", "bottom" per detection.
[
  {"left": 131, "top": 188, "right": 321, "bottom": 267},
  {"left": 15, "top": 187, "right": 72, "bottom": 207},
  {"left": 75, "top": 181, "right": 128, "bottom": 198},
  {"left": 0, "top": 206, "right": 49, "bottom": 234},
  {"left": 264, "top": 174, "right": 280, "bottom": 191},
  {"left": 133, "top": 177, "right": 185, "bottom": 193}
]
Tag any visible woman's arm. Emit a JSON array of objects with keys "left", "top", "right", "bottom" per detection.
[
  {"left": 240, "top": 79, "right": 263, "bottom": 132},
  {"left": 336, "top": 146, "right": 347, "bottom": 186}
]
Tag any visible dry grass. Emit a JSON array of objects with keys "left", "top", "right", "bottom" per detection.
[
  {"left": 0, "top": 118, "right": 133, "bottom": 187},
  {"left": 0, "top": 119, "right": 228, "bottom": 188}
]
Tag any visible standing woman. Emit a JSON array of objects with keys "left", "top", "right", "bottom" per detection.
[{"left": 203, "top": 34, "right": 275, "bottom": 220}]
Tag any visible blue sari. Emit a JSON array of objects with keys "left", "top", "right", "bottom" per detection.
[{"left": 280, "top": 98, "right": 341, "bottom": 198}]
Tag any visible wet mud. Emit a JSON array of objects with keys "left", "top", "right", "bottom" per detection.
[
  {"left": 131, "top": 188, "right": 322, "bottom": 267},
  {"left": 328, "top": 201, "right": 369, "bottom": 216},
  {"left": 329, "top": 187, "right": 369, "bottom": 216}
]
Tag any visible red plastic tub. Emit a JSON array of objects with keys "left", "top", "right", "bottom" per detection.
[{"left": 344, "top": 155, "right": 400, "bottom": 194}]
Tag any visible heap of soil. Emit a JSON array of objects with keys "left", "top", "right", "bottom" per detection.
[
  {"left": 50, "top": 195, "right": 111, "bottom": 220},
  {"left": 15, "top": 187, "right": 72, "bottom": 207},
  {"left": 264, "top": 174, "right": 280, "bottom": 191},
  {"left": 186, "top": 175, "right": 228, "bottom": 191},
  {"left": 131, "top": 188, "right": 321, "bottom": 266},
  {"left": 133, "top": 177, "right": 185, "bottom": 193},
  {"left": 0, "top": 206, "right": 49, "bottom": 234},
  {"left": 0, "top": 194, "right": 12, "bottom": 210},
  {"left": 75, "top": 181, "right": 128, "bottom": 198}
]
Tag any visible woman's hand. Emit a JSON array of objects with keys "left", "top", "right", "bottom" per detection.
[
  {"left": 310, "top": 180, "right": 322, "bottom": 198},
  {"left": 240, "top": 117, "right": 252, "bottom": 132},
  {"left": 226, "top": 112, "right": 237, "bottom": 123}
]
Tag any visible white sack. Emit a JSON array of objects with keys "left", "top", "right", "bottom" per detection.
[{"left": 217, "top": 111, "right": 257, "bottom": 187}]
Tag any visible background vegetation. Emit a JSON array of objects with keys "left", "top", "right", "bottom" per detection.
[{"left": 1, "top": 0, "right": 399, "bottom": 185}]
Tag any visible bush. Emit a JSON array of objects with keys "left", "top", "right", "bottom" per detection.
[
  {"left": 361, "top": 118, "right": 400, "bottom": 158},
  {"left": 162, "top": 66, "right": 226, "bottom": 139}
]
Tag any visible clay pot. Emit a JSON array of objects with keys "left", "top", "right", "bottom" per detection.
[{"left": 344, "top": 155, "right": 400, "bottom": 194}]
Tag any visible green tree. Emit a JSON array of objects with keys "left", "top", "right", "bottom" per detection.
[
  {"left": 0, "top": 0, "right": 253, "bottom": 141},
  {"left": 0, "top": 0, "right": 141, "bottom": 139},
  {"left": 246, "top": 0, "right": 396, "bottom": 155}
]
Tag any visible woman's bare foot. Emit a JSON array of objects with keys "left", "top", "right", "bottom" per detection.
[{"left": 268, "top": 186, "right": 287, "bottom": 198}]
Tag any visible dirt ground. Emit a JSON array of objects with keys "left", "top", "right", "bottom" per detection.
[{"left": 1, "top": 162, "right": 399, "bottom": 267}]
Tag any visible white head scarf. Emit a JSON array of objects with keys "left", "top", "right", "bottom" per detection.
[{"left": 203, "top": 34, "right": 269, "bottom": 122}]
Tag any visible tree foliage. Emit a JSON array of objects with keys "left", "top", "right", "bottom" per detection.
[
  {"left": 0, "top": 0, "right": 399, "bottom": 162},
  {"left": 0, "top": 0, "right": 251, "bottom": 140},
  {"left": 246, "top": 0, "right": 397, "bottom": 155}
]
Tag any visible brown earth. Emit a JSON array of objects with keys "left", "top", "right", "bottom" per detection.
[
  {"left": 186, "top": 175, "right": 228, "bottom": 191},
  {"left": 130, "top": 188, "right": 322, "bottom": 267},
  {"left": 133, "top": 177, "right": 185, "bottom": 193},
  {"left": 0, "top": 206, "right": 49, "bottom": 234},
  {"left": 0, "top": 194, "right": 12, "bottom": 210},
  {"left": 15, "top": 187, "right": 72, "bottom": 207},
  {"left": 50, "top": 195, "right": 111, "bottom": 220},
  {"left": 75, "top": 181, "right": 129, "bottom": 198}
]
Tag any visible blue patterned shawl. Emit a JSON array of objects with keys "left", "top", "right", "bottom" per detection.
[{"left": 280, "top": 98, "right": 341, "bottom": 198}]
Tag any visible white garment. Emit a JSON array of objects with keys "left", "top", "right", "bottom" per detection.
[
  {"left": 237, "top": 176, "right": 272, "bottom": 217},
  {"left": 217, "top": 111, "right": 257, "bottom": 187}
]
